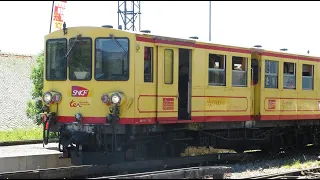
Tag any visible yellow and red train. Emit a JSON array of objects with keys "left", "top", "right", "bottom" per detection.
[{"left": 42, "top": 25, "right": 320, "bottom": 165}]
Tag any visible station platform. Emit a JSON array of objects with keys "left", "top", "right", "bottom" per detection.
[{"left": 0, "top": 143, "right": 71, "bottom": 173}]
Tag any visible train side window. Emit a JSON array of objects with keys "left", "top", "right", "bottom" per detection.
[
  {"left": 302, "top": 64, "right": 313, "bottom": 90},
  {"left": 208, "top": 54, "right": 226, "bottom": 86},
  {"left": 164, "top": 49, "right": 174, "bottom": 84},
  {"left": 283, "top": 62, "right": 296, "bottom": 89},
  {"left": 232, "top": 56, "right": 248, "bottom": 87},
  {"left": 265, "top": 60, "right": 278, "bottom": 88},
  {"left": 144, "top": 47, "right": 153, "bottom": 82}
]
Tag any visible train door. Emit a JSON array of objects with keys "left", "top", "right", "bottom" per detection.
[
  {"left": 251, "top": 58, "right": 259, "bottom": 118},
  {"left": 178, "top": 48, "right": 192, "bottom": 120},
  {"left": 156, "top": 46, "right": 179, "bottom": 122}
]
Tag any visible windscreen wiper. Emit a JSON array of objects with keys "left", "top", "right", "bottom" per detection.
[
  {"left": 66, "top": 34, "right": 82, "bottom": 67},
  {"left": 54, "top": 34, "right": 82, "bottom": 64},
  {"left": 66, "top": 34, "right": 81, "bottom": 58},
  {"left": 109, "top": 33, "right": 128, "bottom": 55}
]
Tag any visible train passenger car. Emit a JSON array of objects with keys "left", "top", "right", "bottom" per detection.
[
  {"left": 257, "top": 50, "right": 319, "bottom": 121},
  {"left": 41, "top": 25, "right": 320, "bottom": 165},
  {"left": 251, "top": 50, "right": 320, "bottom": 151}
]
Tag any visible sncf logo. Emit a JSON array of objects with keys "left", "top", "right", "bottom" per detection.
[{"left": 72, "top": 86, "right": 89, "bottom": 97}]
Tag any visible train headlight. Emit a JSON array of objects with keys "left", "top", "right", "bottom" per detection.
[
  {"left": 101, "top": 93, "right": 111, "bottom": 105},
  {"left": 42, "top": 91, "right": 62, "bottom": 105},
  {"left": 110, "top": 92, "right": 126, "bottom": 106},
  {"left": 43, "top": 92, "right": 52, "bottom": 104},
  {"left": 52, "top": 92, "right": 62, "bottom": 103},
  {"left": 111, "top": 93, "right": 121, "bottom": 104}
]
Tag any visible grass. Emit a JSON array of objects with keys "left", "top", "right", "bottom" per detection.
[
  {"left": 0, "top": 127, "right": 44, "bottom": 142},
  {"left": 282, "top": 159, "right": 320, "bottom": 169}
]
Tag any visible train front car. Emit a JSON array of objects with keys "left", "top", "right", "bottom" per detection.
[{"left": 42, "top": 26, "right": 134, "bottom": 165}]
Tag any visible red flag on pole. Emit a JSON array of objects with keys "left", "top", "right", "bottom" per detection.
[{"left": 49, "top": 1, "right": 67, "bottom": 33}]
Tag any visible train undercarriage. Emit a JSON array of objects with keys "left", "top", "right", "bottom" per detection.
[{"left": 44, "top": 114, "right": 320, "bottom": 165}]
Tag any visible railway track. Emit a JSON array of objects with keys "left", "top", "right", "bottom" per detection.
[
  {"left": 0, "top": 163, "right": 231, "bottom": 179},
  {"left": 88, "top": 166, "right": 230, "bottom": 179},
  {"left": 243, "top": 167, "right": 320, "bottom": 179}
]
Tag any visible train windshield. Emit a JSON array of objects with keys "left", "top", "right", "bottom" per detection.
[
  {"left": 95, "top": 38, "right": 129, "bottom": 81},
  {"left": 68, "top": 38, "right": 92, "bottom": 80},
  {"left": 45, "top": 39, "right": 67, "bottom": 80}
]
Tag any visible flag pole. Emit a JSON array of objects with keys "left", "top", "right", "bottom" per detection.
[
  {"left": 209, "top": 1, "right": 211, "bottom": 41},
  {"left": 49, "top": 1, "right": 54, "bottom": 33}
]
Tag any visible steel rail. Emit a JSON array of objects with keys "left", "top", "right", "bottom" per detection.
[
  {"left": 89, "top": 166, "right": 231, "bottom": 179},
  {"left": 243, "top": 167, "right": 320, "bottom": 179}
]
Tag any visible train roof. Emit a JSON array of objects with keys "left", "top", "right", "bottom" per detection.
[
  {"left": 133, "top": 29, "right": 320, "bottom": 61},
  {"left": 50, "top": 26, "right": 320, "bottom": 62}
]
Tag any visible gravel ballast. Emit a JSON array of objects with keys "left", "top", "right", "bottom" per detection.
[{"left": 225, "top": 154, "right": 320, "bottom": 179}]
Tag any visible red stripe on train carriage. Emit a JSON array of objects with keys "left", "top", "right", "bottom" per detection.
[
  {"left": 136, "top": 37, "right": 251, "bottom": 54},
  {"left": 258, "top": 114, "right": 320, "bottom": 121},
  {"left": 57, "top": 115, "right": 252, "bottom": 125},
  {"left": 156, "top": 115, "right": 253, "bottom": 124},
  {"left": 57, "top": 114, "right": 320, "bottom": 125},
  {"left": 57, "top": 116, "right": 157, "bottom": 124},
  {"left": 261, "top": 52, "right": 320, "bottom": 62}
]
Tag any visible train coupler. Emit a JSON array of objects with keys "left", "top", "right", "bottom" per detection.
[{"left": 106, "top": 114, "right": 113, "bottom": 123}]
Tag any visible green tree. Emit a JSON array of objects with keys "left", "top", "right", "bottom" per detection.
[{"left": 26, "top": 51, "right": 44, "bottom": 125}]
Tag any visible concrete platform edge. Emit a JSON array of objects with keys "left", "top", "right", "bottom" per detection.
[{"left": 0, "top": 153, "right": 71, "bottom": 173}]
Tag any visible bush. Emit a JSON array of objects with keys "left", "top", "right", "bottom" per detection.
[{"left": 26, "top": 51, "right": 44, "bottom": 125}]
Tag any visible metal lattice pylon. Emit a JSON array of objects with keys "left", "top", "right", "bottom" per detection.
[{"left": 117, "top": 1, "right": 141, "bottom": 31}]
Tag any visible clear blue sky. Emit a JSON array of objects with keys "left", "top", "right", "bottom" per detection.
[{"left": 1, "top": 1, "right": 320, "bottom": 56}]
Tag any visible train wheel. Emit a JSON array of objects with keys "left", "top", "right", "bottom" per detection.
[
  {"left": 270, "top": 135, "right": 282, "bottom": 154},
  {"left": 295, "top": 133, "right": 304, "bottom": 150},
  {"left": 260, "top": 147, "right": 271, "bottom": 154},
  {"left": 169, "top": 142, "right": 185, "bottom": 157},
  {"left": 160, "top": 142, "right": 171, "bottom": 158},
  {"left": 125, "top": 148, "right": 135, "bottom": 161},
  {"left": 135, "top": 143, "right": 147, "bottom": 161}
]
